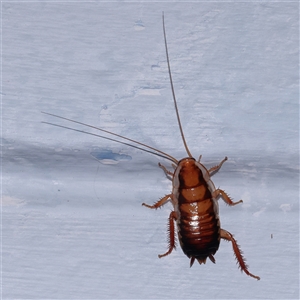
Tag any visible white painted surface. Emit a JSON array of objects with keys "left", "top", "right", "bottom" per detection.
[{"left": 2, "top": 2, "right": 299, "bottom": 299}]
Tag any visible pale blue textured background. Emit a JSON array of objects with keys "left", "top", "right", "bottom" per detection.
[{"left": 2, "top": 2, "right": 299, "bottom": 299}]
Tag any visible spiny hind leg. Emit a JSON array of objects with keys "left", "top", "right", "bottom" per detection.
[
  {"left": 158, "top": 211, "right": 177, "bottom": 258},
  {"left": 220, "top": 229, "right": 260, "bottom": 280},
  {"left": 142, "top": 194, "right": 172, "bottom": 209},
  {"left": 213, "top": 189, "right": 243, "bottom": 206},
  {"left": 208, "top": 156, "right": 228, "bottom": 176}
]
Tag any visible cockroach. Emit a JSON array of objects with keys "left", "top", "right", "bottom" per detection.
[{"left": 42, "top": 13, "right": 260, "bottom": 280}]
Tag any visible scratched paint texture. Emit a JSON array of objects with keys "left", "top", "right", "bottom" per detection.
[{"left": 2, "top": 2, "right": 299, "bottom": 299}]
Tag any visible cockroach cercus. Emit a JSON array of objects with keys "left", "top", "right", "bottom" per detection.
[{"left": 42, "top": 13, "right": 260, "bottom": 280}]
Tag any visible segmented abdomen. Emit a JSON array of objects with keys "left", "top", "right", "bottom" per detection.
[{"left": 178, "top": 199, "right": 220, "bottom": 260}]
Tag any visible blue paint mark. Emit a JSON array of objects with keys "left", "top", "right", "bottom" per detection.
[{"left": 90, "top": 149, "right": 132, "bottom": 164}]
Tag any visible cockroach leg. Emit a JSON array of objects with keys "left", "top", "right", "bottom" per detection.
[
  {"left": 198, "top": 154, "right": 202, "bottom": 162},
  {"left": 220, "top": 229, "right": 260, "bottom": 280},
  {"left": 158, "top": 211, "right": 177, "bottom": 258},
  {"left": 142, "top": 194, "right": 172, "bottom": 209},
  {"left": 158, "top": 162, "right": 174, "bottom": 178},
  {"left": 213, "top": 189, "right": 243, "bottom": 206},
  {"left": 208, "top": 156, "right": 228, "bottom": 176}
]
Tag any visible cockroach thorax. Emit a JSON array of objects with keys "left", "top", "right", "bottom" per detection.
[{"left": 177, "top": 157, "right": 205, "bottom": 188}]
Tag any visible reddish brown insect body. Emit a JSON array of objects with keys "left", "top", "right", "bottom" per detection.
[
  {"left": 175, "top": 158, "right": 221, "bottom": 266},
  {"left": 143, "top": 157, "right": 260, "bottom": 280},
  {"left": 42, "top": 13, "right": 260, "bottom": 280}
]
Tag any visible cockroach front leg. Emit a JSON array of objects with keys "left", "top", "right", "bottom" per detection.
[
  {"left": 142, "top": 194, "right": 172, "bottom": 209},
  {"left": 208, "top": 156, "right": 228, "bottom": 176},
  {"left": 158, "top": 162, "right": 174, "bottom": 180},
  {"left": 220, "top": 229, "right": 260, "bottom": 280},
  {"left": 213, "top": 189, "right": 243, "bottom": 206},
  {"left": 158, "top": 211, "right": 177, "bottom": 258}
]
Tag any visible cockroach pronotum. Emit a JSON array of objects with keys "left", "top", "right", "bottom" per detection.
[{"left": 42, "top": 13, "right": 260, "bottom": 280}]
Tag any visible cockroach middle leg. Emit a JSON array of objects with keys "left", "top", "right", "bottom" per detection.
[
  {"left": 158, "top": 211, "right": 177, "bottom": 258},
  {"left": 213, "top": 189, "right": 243, "bottom": 206},
  {"left": 142, "top": 194, "right": 172, "bottom": 209},
  {"left": 142, "top": 196, "right": 177, "bottom": 258},
  {"left": 208, "top": 156, "right": 228, "bottom": 175},
  {"left": 220, "top": 229, "right": 260, "bottom": 280}
]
